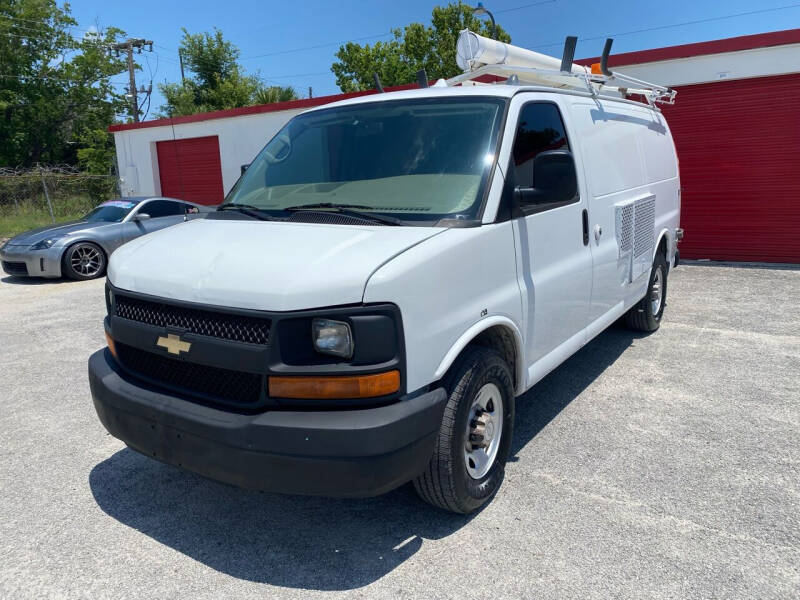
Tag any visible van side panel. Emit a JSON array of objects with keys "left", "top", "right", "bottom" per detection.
[
  {"left": 573, "top": 102, "right": 647, "bottom": 198},
  {"left": 639, "top": 113, "right": 681, "bottom": 267},
  {"left": 568, "top": 98, "right": 680, "bottom": 329},
  {"left": 363, "top": 223, "right": 523, "bottom": 395}
]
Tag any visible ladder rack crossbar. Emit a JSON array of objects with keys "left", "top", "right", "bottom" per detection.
[{"left": 446, "top": 64, "right": 676, "bottom": 106}]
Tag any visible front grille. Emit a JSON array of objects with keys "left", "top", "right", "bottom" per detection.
[
  {"left": 2, "top": 261, "right": 28, "bottom": 276},
  {"left": 115, "top": 342, "right": 263, "bottom": 407},
  {"left": 114, "top": 294, "right": 271, "bottom": 345}
]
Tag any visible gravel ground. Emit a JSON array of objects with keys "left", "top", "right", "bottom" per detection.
[{"left": 1, "top": 263, "right": 798, "bottom": 599}]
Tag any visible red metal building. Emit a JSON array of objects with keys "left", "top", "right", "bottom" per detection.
[{"left": 578, "top": 29, "right": 800, "bottom": 263}]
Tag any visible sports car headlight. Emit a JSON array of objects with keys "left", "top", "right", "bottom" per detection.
[
  {"left": 312, "top": 318, "right": 353, "bottom": 358},
  {"left": 30, "top": 236, "right": 63, "bottom": 250}
]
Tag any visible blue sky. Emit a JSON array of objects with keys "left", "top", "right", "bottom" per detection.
[{"left": 68, "top": 0, "right": 800, "bottom": 119}]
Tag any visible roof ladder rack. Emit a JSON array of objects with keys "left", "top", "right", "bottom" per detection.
[{"left": 449, "top": 30, "right": 677, "bottom": 106}]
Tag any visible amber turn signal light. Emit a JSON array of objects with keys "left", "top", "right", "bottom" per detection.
[
  {"left": 105, "top": 331, "right": 118, "bottom": 359},
  {"left": 269, "top": 371, "right": 401, "bottom": 399}
]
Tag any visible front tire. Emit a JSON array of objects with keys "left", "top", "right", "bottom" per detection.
[
  {"left": 625, "top": 251, "right": 668, "bottom": 332},
  {"left": 62, "top": 242, "right": 106, "bottom": 280},
  {"left": 414, "top": 346, "right": 515, "bottom": 514}
]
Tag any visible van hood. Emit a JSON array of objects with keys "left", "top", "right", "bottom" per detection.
[{"left": 108, "top": 219, "right": 444, "bottom": 311}]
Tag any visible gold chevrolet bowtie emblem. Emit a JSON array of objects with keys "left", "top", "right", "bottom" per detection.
[{"left": 156, "top": 333, "right": 191, "bottom": 355}]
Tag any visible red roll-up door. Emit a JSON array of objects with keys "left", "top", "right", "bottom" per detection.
[
  {"left": 661, "top": 73, "right": 800, "bottom": 263},
  {"left": 156, "top": 135, "right": 224, "bottom": 205}
]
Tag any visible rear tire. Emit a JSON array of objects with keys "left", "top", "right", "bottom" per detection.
[
  {"left": 62, "top": 242, "right": 106, "bottom": 280},
  {"left": 413, "top": 346, "right": 515, "bottom": 514},
  {"left": 625, "top": 251, "right": 668, "bottom": 332}
]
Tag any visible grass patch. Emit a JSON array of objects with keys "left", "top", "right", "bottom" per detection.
[
  {"left": 0, "top": 210, "right": 86, "bottom": 239},
  {"left": 0, "top": 196, "right": 100, "bottom": 240}
]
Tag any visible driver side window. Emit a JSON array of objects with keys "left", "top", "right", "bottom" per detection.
[
  {"left": 512, "top": 103, "right": 570, "bottom": 188},
  {"left": 141, "top": 200, "right": 182, "bottom": 218}
]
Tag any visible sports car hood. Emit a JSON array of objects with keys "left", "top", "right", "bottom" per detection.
[
  {"left": 5, "top": 220, "right": 112, "bottom": 246},
  {"left": 108, "top": 219, "right": 444, "bottom": 311}
]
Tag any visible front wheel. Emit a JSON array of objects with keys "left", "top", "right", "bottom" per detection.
[
  {"left": 62, "top": 242, "right": 107, "bottom": 280},
  {"left": 625, "top": 252, "right": 668, "bottom": 332},
  {"left": 413, "top": 346, "right": 515, "bottom": 514}
]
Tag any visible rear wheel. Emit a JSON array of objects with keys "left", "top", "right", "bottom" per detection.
[
  {"left": 625, "top": 251, "right": 668, "bottom": 332},
  {"left": 413, "top": 346, "right": 515, "bottom": 514},
  {"left": 62, "top": 242, "right": 106, "bottom": 280}
]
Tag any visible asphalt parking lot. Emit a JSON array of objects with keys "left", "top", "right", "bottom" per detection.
[{"left": 1, "top": 263, "right": 798, "bottom": 599}]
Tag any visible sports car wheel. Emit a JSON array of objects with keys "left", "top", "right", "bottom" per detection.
[{"left": 62, "top": 242, "right": 106, "bottom": 280}]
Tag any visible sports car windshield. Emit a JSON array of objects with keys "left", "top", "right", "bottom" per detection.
[
  {"left": 225, "top": 97, "right": 506, "bottom": 222},
  {"left": 83, "top": 200, "right": 138, "bottom": 223}
]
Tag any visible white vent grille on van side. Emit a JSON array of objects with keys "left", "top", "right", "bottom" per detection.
[
  {"left": 617, "top": 204, "right": 634, "bottom": 254},
  {"left": 615, "top": 194, "right": 656, "bottom": 284},
  {"left": 634, "top": 197, "right": 655, "bottom": 258}
]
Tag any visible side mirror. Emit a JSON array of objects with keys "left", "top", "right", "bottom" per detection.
[
  {"left": 133, "top": 212, "right": 151, "bottom": 221},
  {"left": 240, "top": 163, "right": 250, "bottom": 176},
  {"left": 514, "top": 151, "right": 578, "bottom": 210}
]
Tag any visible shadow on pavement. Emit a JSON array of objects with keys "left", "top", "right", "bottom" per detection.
[
  {"left": 89, "top": 323, "right": 642, "bottom": 591},
  {"left": 1, "top": 275, "right": 72, "bottom": 285}
]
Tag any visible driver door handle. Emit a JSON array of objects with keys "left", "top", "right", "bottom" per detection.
[{"left": 582, "top": 209, "right": 589, "bottom": 246}]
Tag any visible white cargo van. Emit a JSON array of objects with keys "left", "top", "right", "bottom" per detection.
[{"left": 89, "top": 34, "right": 681, "bottom": 513}]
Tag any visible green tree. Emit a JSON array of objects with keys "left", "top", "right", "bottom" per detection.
[
  {"left": 254, "top": 85, "right": 298, "bottom": 105},
  {"left": 159, "top": 29, "right": 294, "bottom": 116},
  {"left": 0, "top": 0, "right": 127, "bottom": 170},
  {"left": 331, "top": 1, "right": 510, "bottom": 92}
]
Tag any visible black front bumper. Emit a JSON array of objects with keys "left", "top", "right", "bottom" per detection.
[{"left": 89, "top": 349, "right": 447, "bottom": 497}]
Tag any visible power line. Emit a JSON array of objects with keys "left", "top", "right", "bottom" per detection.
[
  {"left": 266, "top": 71, "right": 331, "bottom": 79},
  {"left": 527, "top": 1, "right": 800, "bottom": 51},
  {"left": 0, "top": 73, "right": 127, "bottom": 84},
  {"left": 495, "top": 0, "right": 556, "bottom": 15},
  {"left": 150, "top": 52, "right": 180, "bottom": 65},
  {"left": 1, "top": 29, "right": 106, "bottom": 45},
  {"left": 241, "top": 31, "right": 393, "bottom": 60},
  {"left": 0, "top": 14, "right": 77, "bottom": 28},
  {"left": 0, "top": 14, "right": 98, "bottom": 35},
  {"left": 0, "top": 20, "right": 62, "bottom": 36}
]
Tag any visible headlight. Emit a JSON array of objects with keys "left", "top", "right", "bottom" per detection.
[
  {"left": 312, "top": 318, "right": 353, "bottom": 358},
  {"left": 30, "top": 236, "right": 63, "bottom": 250}
]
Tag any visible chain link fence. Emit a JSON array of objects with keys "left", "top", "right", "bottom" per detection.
[{"left": 0, "top": 165, "right": 121, "bottom": 225}]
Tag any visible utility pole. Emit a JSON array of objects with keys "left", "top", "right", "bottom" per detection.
[
  {"left": 179, "top": 50, "right": 185, "bottom": 84},
  {"left": 111, "top": 38, "right": 153, "bottom": 122},
  {"left": 308, "top": 86, "right": 313, "bottom": 99}
]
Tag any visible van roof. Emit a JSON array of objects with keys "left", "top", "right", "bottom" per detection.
[{"left": 302, "top": 83, "right": 655, "bottom": 114}]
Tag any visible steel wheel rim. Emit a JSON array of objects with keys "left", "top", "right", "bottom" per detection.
[
  {"left": 70, "top": 245, "right": 102, "bottom": 277},
  {"left": 651, "top": 266, "right": 663, "bottom": 315},
  {"left": 464, "top": 382, "right": 504, "bottom": 480}
]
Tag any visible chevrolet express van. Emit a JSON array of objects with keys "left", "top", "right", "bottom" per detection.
[{"left": 89, "top": 41, "right": 681, "bottom": 513}]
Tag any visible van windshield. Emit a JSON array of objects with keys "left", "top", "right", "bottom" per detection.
[{"left": 224, "top": 97, "right": 506, "bottom": 223}]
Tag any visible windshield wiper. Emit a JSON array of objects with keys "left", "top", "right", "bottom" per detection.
[
  {"left": 283, "top": 203, "right": 402, "bottom": 226},
  {"left": 217, "top": 203, "right": 276, "bottom": 221}
]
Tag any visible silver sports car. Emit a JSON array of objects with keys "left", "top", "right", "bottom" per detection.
[{"left": 0, "top": 196, "right": 211, "bottom": 280}]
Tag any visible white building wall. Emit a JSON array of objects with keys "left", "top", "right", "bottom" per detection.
[
  {"left": 609, "top": 43, "right": 800, "bottom": 86},
  {"left": 113, "top": 108, "right": 305, "bottom": 198}
]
